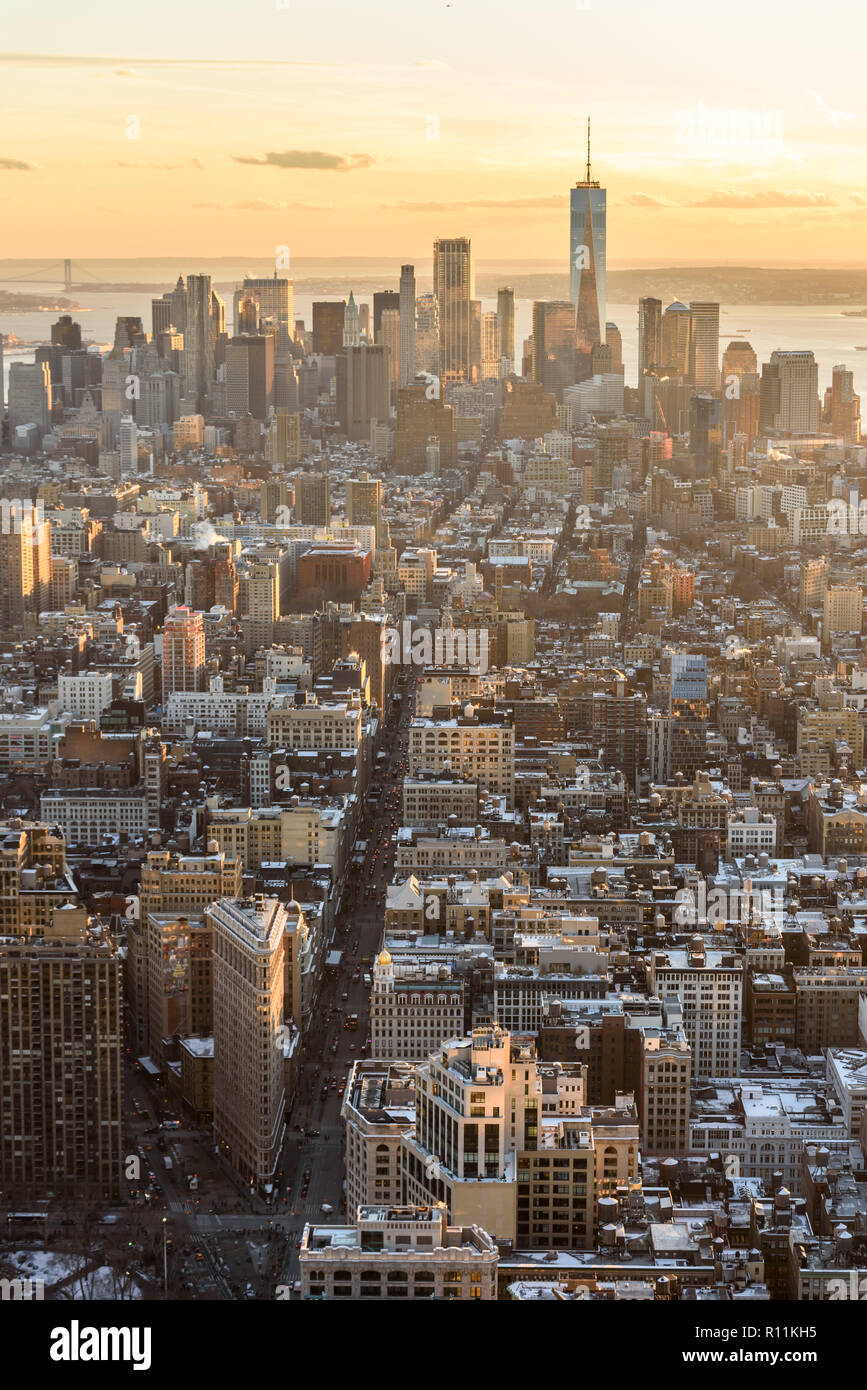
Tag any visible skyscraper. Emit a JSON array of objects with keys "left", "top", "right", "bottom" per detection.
[
  {"left": 532, "top": 301, "right": 576, "bottom": 401},
  {"left": 497, "top": 287, "right": 515, "bottom": 372},
  {"left": 379, "top": 309, "right": 401, "bottom": 395},
  {"left": 8, "top": 361, "right": 52, "bottom": 440},
  {"left": 826, "top": 363, "right": 861, "bottom": 444},
  {"left": 0, "top": 935, "right": 124, "bottom": 1200},
  {"left": 343, "top": 291, "right": 360, "bottom": 347},
  {"left": 661, "top": 300, "right": 691, "bottom": 374},
  {"left": 638, "top": 297, "right": 663, "bottom": 376},
  {"left": 210, "top": 896, "right": 287, "bottom": 1190},
  {"left": 414, "top": 293, "right": 439, "bottom": 376},
  {"left": 399, "top": 265, "right": 416, "bottom": 387},
  {"left": 232, "top": 275, "right": 293, "bottom": 350},
  {"left": 337, "top": 344, "right": 392, "bottom": 440},
  {"left": 433, "top": 236, "right": 473, "bottom": 382},
  {"left": 162, "top": 604, "right": 205, "bottom": 696},
  {"left": 0, "top": 505, "right": 52, "bottom": 633},
  {"left": 482, "top": 311, "right": 501, "bottom": 378},
  {"left": 688, "top": 302, "right": 720, "bottom": 392},
  {"left": 51, "top": 315, "right": 81, "bottom": 349},
  {"left": 347, "top": 471, "right": 384, "bottom": 542},
  {"left": 373, "top": 290, "right": 400, "bottom": 339},
  {"left": 295, "top": 472, "right": 331, "bottom": 526},
  {"left": 312, "top": 301, "right": 346, "bottom": 356},
  {"left": 151, "top": 295, "right": 174, "bottom": 338},
  {"left": 183, "top": 273, "right": 217, "bottom": 409},
  {"left": 225, "top": 334, "right": 275, "bottom": 419},
  {"left": 570, "top": 119, "right": 606, "bottom": 377},
  {"left": 605, "top": 322, "right": 623, "bottom": 372},
  {"left": 759, "top": 350, "right": 820, "bottom": 435}
]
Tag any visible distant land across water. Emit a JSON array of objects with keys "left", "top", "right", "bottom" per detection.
[{"left": 3, "top": 260, "right": 867, "bottom": 305}]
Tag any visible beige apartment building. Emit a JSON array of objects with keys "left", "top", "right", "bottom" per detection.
[
  {"left": 206, "top": 802, "right": 348, "bottom": 875},
  {"left": 266, "top": 697, "right": 361, "bottom": 754},
  {"left": 342, "top": 1060, "right": 417, "bottom": 1212},
  {"left": 638, "top": 1027, "right": 692, "bottom": 1155},
  {"left": 370, "top": 950, "right": 466, "bottom": 1060},
  {"left": 408, "top": 708, "right": 515, "bottom": 806},
  {"left": 402, "top": 773, "right": 480, "bottom": 828},
  {"left": 647, "top": 939, "right": 743, "bottom": 1078},
  {"left": 0, "top": 820, "right": 76, "bottom": 935},
  {"left": 823, "top": 583, "right": 862, "bottom": 637}
]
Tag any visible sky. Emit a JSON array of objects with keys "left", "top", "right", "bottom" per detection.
[{"left": 1, "top": 0, "right": 866, "bottom": 263}]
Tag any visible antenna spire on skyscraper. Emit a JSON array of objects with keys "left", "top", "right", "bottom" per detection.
[{"left": 586, "top": 115, "right": 592, "bottom": 183}]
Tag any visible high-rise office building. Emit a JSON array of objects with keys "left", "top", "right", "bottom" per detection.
[
  {"left": 470, "top": 299, "right": 482, "bottom": 379},
  {"left": 0, "top": 506, "right": 52, "bottom": 633},
  {"left": 232, "top": 274, "right": 293, "bottom": 350},
  {"left": 312, "top": 301, "right": 346, "bottom": 356},
  {"left": 722, "top": 339, "right": 757, "bottom": 384},
  {"left": 638, "top": 297, "right": 662, "bottom": 376},
  {"left": 373, "top": 290, "right": 400, "bottom": 340},
  {"left": 119, "top": 413, "right": 138, "bottom": 470},
  {"left": 414, "top": 293, "right": 439, "bottom": 376},
  {"left": 343, "top": 291, "right": 360, "bottom": 347},
  {"left": 660, "top": 300, "right": 691, "bottom": 375},
  {"left": 8, "top": 361, "right": 52, "bottom": 439},
  {"left": 294, "top": 472, "right": 331, "bottom": 527},
  {"left": 336, "top": 344, "right": 391, "bottom": 441},
  {"left": 688, "top": 302, "right": 720, "bottom": 392},
  {"left": 398, "top": 265, "right": 416, "bottom": 387},
  {"left": 481, "top": 312, "right": 501, "bottom": 379},
  {"left": 497, "top": 287, "right": 515, "bottom": 373},
  {"left": 162, "top": 604, "right": 205, "bottom": 696},
  {"left": 826, "top": 363, "right": 861, "bottom": 443},
  {"left": 346, "top": 471, "right": 384, "bottom": 542},
  {"left": 395, "top": 380, "right": 459, "bottom": 472},
  {"left": 433, "top": 237, "right": 473, "bottom": 382},
  {"left": 759, "top": 350, "right": 820, "bottom": 435},
  {"left": 236, "top": 296, "right": 258, "bottom": 335},
  {"left": 605, "top": 322, "right": 623, "bottom": 372},
  {"left": 210, "top": 896, "right": 287, "bottom": 1190},
  {"left": 271, "top": 408, "right": 303, "bottom": 466},
  {"left": 532, "top": 301, "right": 576, "bottom": 401},
  {"left": 152, "top": 295, "right": 174, "bottom": 338},
  {"left": 183, "top": 274, "right": 218, "bottom": 409},
  {"left": 225, "top": 334, "right": 275, "bottom": 419},
  {"left": 570, "top": 120, "right": 606, "bottom": 376},
  {"left": 51, "top": 314, "right": 81, "bottom": 350},
  {"left": 379, "top": 309, "right": 401, "bottom": 394}
]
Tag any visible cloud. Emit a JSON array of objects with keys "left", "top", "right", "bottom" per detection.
[
  {"left": 232, "top": 149, "right": 375, "bottom": 172},
  {"left": 387, "top": 194, "right": 563, "bottom": 212},
  {"left": 195, "top": 199, "right": 333, "bottom": 212},
  {"left": 622, "top": 192, "right": 676, "bottom": 207},
  {"left": 689, "top": 189, "right": 837, "bottom": 208},
  {"left": 115, "top": 158, "right": 203, "bottom": 170},
  {"left": 412, "top": 60, "right": 449, "bottom": 69},
  {"left": 0, "top": 53, "right": 332, "bottom": 70},
  {"left": 0, "top": 158, "right": 33, "bottom": 171},
  {"left": 850, "top": 194, "right": 867, "bottom": 206}
]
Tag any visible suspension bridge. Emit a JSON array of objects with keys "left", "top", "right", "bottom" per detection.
[{"left": 0, "top": 261, "right": 109, "bottom": 291}]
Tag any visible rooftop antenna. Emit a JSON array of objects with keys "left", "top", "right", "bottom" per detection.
[{"left": 585, "top": 115, "right": 592, "bottom": 183}]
